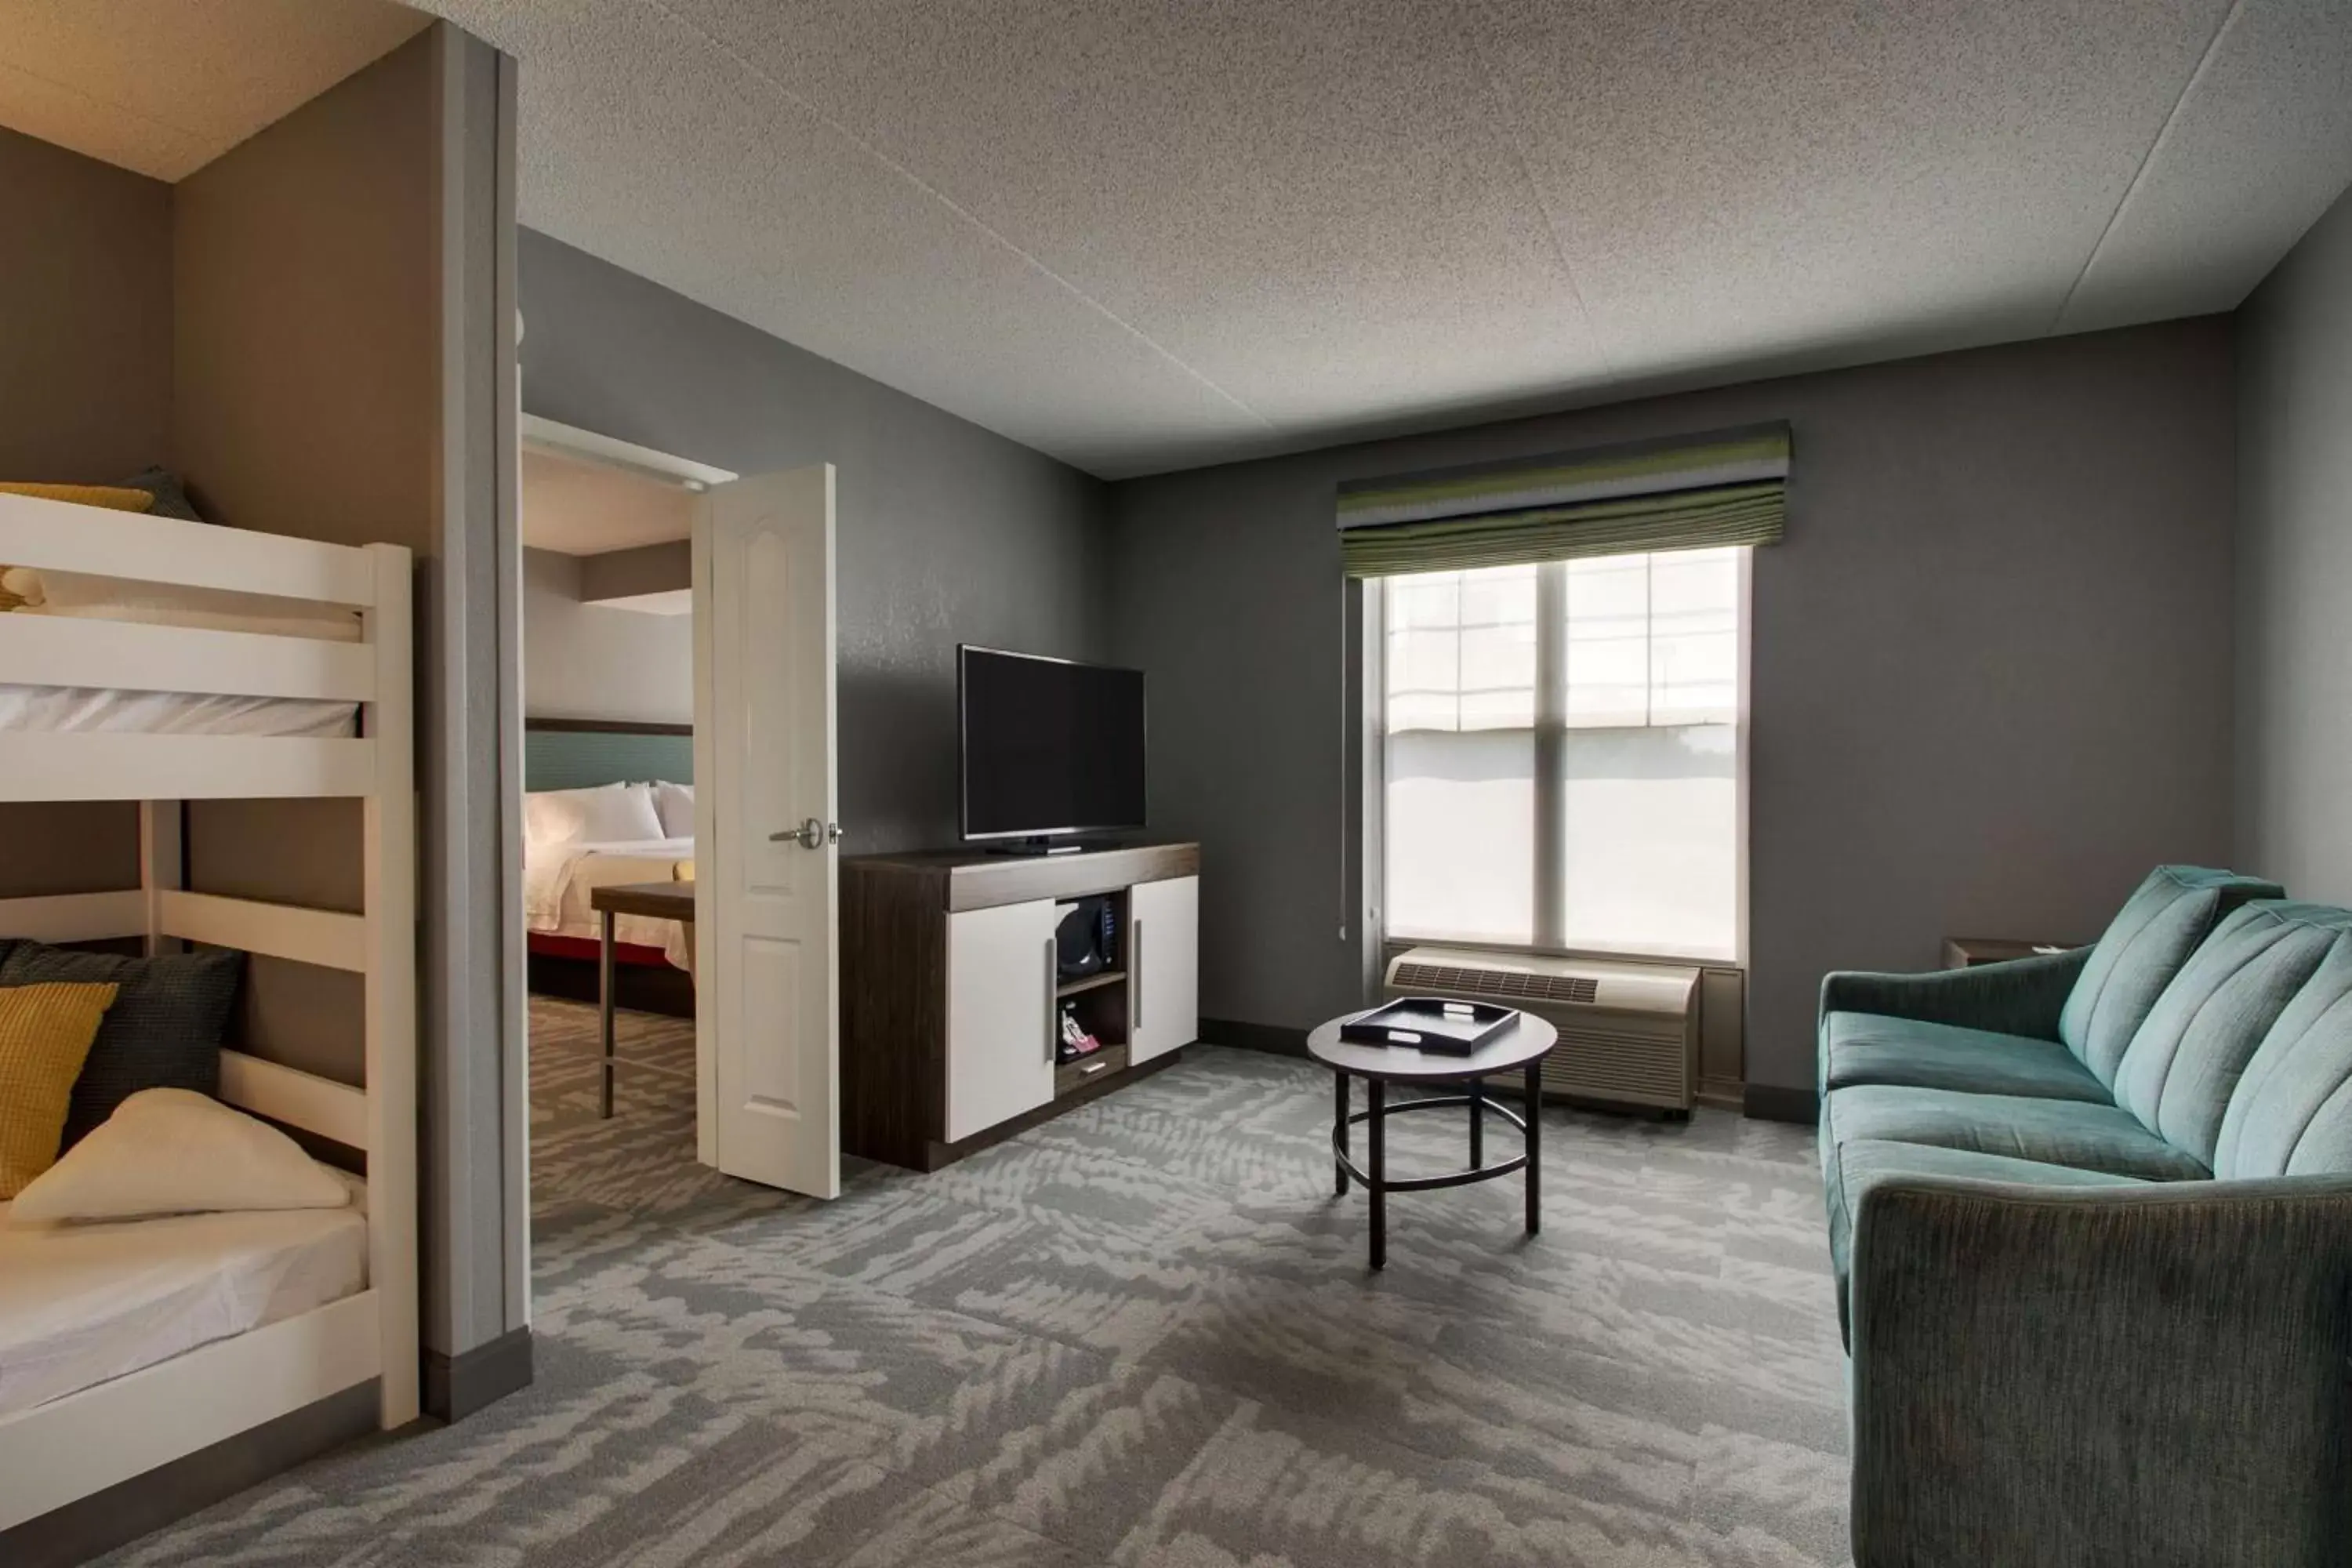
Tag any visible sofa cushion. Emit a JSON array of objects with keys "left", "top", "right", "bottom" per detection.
[
  {"left": 2216, "top": 938, "right": 2352, "bottom": 1179},
  {"left": 1823, "top": 1083, "right": 2211, "bottom": 1181},
  {"left": 2111, "top": 902, "right": 2352, "bottom": 1167},
  {"left": 1823, "top": 1135, "right": 2145, "bottom": 1345},
  {"left": 2057, "top": 866, "right": 2284, "bottom": 1088},
  {"left": 1822, "top": 1011, "right": 2110, "bottom": 1102}
]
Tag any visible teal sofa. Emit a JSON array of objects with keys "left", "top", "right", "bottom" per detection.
[{"left": 1818, "top": 866, "right": 2352, "bottom": 1567}]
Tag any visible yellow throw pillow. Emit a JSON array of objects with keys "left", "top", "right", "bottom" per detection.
[
  {"left": 0, "top": 982, "right": 120, "bottom": 1199},
  {"left": 0, "top": 484, "right": 156, "bottom": 513}
]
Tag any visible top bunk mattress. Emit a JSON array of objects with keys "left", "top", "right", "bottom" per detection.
[
  {"left": 0, "top": 1174, "right": 368, "bottom": 1418},
  {"left": 0, "top": 684, "right": 358, "bottom": 739}
]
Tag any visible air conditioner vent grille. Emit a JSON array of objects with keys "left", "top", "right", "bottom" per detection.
[{"left": 1392, "top": 963, "right": 1597, "bottom": 1005}]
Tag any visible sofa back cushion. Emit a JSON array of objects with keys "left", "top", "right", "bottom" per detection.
[
  {"left": 2216, "top": 935, "right": 2352, "bottom": 1178},
  {"left": 2112, "top": 903, "right": 2351, "bottom": 1166},
  {"left": 2059, "top": 866, "right": 2285, "bottom": 1087}
]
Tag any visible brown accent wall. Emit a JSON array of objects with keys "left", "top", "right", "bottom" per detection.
[
  {"left": 169, "top": 30, "right": 441, "bottom": 1085},
  {"left": 0, "top": 129, "right": 175, "bottom": 891}
]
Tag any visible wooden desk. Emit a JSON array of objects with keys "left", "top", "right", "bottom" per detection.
[
  {"left": 588, "top": 880, "right": 695, "bottom": 1118},
  {"left": 1941, "top": 936, "right": 2082, "bottom": 969}
]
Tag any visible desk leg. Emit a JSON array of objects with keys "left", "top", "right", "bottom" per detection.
[
  {"left": 599, "top": 909, "right": 616, "bottom": 1120},
  {"left": 1368, "top": 1077, "right": 1386, "bottom": 1271},
  {"left": 1334, "top": 1070, "right": 1349, "bottom": 1196},
  {"left": 1468, "top": 1076, "right": 1485, "bottom": 1170},
  {"left": 1524, "top": 1059, "right": 1541, "bottom": 1236}
]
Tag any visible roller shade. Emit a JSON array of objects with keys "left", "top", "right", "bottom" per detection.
[{"left": 1337, "top": 423, "right": 1789, "bottom": 577}]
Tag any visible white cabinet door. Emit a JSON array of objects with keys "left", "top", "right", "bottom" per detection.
[
  {"left": 946, "top": 898, "right": 1058, "bottom": 1142},
  {"left": 1129, "top": 874, "right": 1199, "bottom": 1064}
]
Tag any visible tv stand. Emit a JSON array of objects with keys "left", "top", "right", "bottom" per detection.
[
  {"left": 982, "top": 836, "right": 1087, "bottom": 856},
  {"left": 840, "top": 841, "right": 1200, "bottom": 1171}
]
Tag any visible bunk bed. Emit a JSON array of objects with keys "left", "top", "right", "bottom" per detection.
[{"left": 0, "top": 491, "right": 416, "bottom": 1536}]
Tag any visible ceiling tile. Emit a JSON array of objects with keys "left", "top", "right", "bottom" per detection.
[
  {"left": 427, "top": 0, "right": 1276, "bottom": 477},
  {"left": 663, "top": 0, "right": 1616, "bottom": 439},
  {"left": 1473, "top": 0, "right": 2231, "bottom": 379},
  {"left": 2058, "top": 0, "right": 2352, "bottom": 334}
]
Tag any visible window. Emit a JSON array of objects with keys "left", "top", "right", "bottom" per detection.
[{"left": 1381, "top": 548, "right": 1743, "bottom": 960}]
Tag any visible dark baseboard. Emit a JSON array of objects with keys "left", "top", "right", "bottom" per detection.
[
  {"left": 424, "top": 1324, "right": 535, "bottom": 1422},
  {"left": 1744, "top": 1083, "right": 1820, "bottom": 1124},
  {"left": 1201, "top": 1017, "right": 1308, "bottom": 1058},
  {"left": 2, "top": 1381, "right": 379, "bottom": 1568}
]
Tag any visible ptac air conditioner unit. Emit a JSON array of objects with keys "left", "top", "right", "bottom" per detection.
[{"left": 1383, "top": 947, "right": 1699, "bottom": 1114}]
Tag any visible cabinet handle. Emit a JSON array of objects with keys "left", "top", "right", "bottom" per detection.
[
  {"left": 1133, "top": 919, "right": 1144, "bottom": 1024},
  {"left": 1044, "top": 935, "right": 1058, "bottom": 1065}
]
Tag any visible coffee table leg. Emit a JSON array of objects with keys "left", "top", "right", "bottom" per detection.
[
  {"left": 1334, "top": 1069, "right": 1349, "bottom": 1196},
  {"left": 1524, "top": 1059, "right": 1541, "bottom": 1236},
  {"left": 1468, "top": 1076, "right": 1484, "bottom": 1170},
  {"left": 1368, "top": 1077, "right": 1387, "bottom": 1270}
]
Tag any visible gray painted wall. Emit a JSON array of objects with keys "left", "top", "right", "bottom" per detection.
[
  {"left": 1108, "top": 320, "right": 2238, "bottom": 1095},
  {"left": 523, "top": 546, "right": 692, "bottom": 724},
  {"left": 517, "top": 230, "right": 1113, "bottom": 854},
  {"left": 2236, "top": 184, "right": 2352, "bottom": 901}
]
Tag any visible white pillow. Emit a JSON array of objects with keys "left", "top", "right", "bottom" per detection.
[
  {"left": 9, "top": 1089, "right": 352, "bottom": 1223},
  {"left": 3, "top": 568, "right": 362, "bottom": 641},
  {"left": 523, "top": 782, "right": 663, "bottom": 849},
  {"left": 652, "top": 781, "right": 695, "bottom": 838}
]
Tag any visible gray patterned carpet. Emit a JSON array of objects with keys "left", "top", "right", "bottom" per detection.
[{"left": 101, "top": 999, "right": 1851, "bottom": 1567}]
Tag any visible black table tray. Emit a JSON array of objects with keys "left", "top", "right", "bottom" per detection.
[{"left": 1339, "top": 997, "right": 1518, "bottom": 1055}]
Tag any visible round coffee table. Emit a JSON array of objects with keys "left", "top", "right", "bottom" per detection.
[{"left": 1306, "top": 1007, "right": 1559, "bottom": 1269}]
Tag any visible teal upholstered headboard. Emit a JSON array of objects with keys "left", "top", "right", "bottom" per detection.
[{"left": 524, "top": 719, "right": 693, "bottom": 792}]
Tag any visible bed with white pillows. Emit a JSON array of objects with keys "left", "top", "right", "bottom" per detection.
[
  {"left": 524, "top": 780, "right": 695, "bottom": 968},
  {"left": 0, "top": 1091, "right": 368, "bottom": 1420}
]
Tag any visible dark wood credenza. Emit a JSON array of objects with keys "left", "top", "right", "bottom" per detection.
[{"left": 842, "top": 842, "right": 1200, "bottom": 1171}]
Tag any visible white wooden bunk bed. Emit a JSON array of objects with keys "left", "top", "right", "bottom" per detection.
[{"left": 0, "top": 491, "right": 416, "bottom": 1534}]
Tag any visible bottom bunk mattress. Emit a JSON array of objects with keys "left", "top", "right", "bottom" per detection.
[
  {"left": 0, "top": 684, "right": 358, "bottom": 738},
  {"left": 0, "top": 1176, "right": 368, "bottom": 1417}
]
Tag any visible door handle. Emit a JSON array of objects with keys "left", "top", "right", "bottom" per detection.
[
  {"left": 1132, "top": 919, "right": 1143, "bottom": 1024},
  {"left": 1044, "top": 936, "right": 1058, "bottom": 1066},
  {"left": 771, "top": 818, "right": 844, "bottom": 849}
]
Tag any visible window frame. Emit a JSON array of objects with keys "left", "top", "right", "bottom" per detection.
[{"left": 1367, "top": 548, "right": 1751, "bottom": 970}]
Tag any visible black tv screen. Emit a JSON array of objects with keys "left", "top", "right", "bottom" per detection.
[{"left": 960, "top": 646, "right": 1146, "bottom": 840}]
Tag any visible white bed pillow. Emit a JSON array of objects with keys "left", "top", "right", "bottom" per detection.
[
  {"left": 8, "top": 1088, "right": 352, "bottom": 1223},
  {"left": 3, "top": 568, "right": 362, "bottom": 641},
  {"left": 652, "top": 781, "right": 695, "bottom": 838},
  {"left": 524, "top": 782, "right": 664, "bottom": 851}
]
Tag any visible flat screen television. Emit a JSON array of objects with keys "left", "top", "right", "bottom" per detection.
[{"left": 959, "top": 645, "right": 1146, "bottom": 848}]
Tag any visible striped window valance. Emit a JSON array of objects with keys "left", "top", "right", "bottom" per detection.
[{"left": 1336, "top": 423, "right": 1790, "bottom": 577}]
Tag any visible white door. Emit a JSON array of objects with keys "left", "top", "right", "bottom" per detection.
[
  {"left": 693, "top": 463, "right": 840, "bottom": 1197},
  {"left": 945, "top": 898, "right": 1058, "bottom": 1142},
  {"left": 1129, "top": 875, "right": 1199, "bottom": 1064}
]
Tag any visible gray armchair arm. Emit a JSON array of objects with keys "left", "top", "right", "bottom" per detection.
[
  {"left": 1847, "top": 1174, "right": 2352, "bottom": 1567},
  {"left": 1818, "top": 946, "right": 2089, "bottom": 1040}
]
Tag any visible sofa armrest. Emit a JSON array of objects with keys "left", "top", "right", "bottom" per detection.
[
  {"left": 1819, "top": 946, "right": 2089, "bottom": 1040},
  {"left": 1848, "top": 1174, "right": 2352, "bottom": 1567}
]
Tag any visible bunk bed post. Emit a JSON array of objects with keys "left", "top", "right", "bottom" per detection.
[
  {"left": 362, "top": 542, "right": 420, "bottom": 1429},
  {"left": 137, "top": 800, "right": 183, "bottom": 956}
]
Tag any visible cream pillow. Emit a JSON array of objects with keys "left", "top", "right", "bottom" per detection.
[
  {"left": 524, "top": 782, "right": 664, "bottom": 851},
  {"left": 9, "top": 1087, "right": 350, "bottom": 1223},
  {"left": 652, "top": 781, "right": 695, "bottom": 838}
]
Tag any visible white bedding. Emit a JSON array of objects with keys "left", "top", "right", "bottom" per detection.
[
  {"left": 524, "top": 837, "right": 695, "bottom": 968},
  {"left": 0, "top": 1171, "right": 368, "bottom": 1417},
  {"left": 0, "top": 684, "right": 358, "bottom": 738}
]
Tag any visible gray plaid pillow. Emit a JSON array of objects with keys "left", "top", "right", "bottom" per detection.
[{"left": 0, "top": 939, "right": 245, "bottom": 1148}]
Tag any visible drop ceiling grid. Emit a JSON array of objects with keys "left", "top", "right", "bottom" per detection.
[
  {"left": 659, "top": 0, "right": 1619, "bottom": 436},
  {"left": 2057, "top": 0, "right": 2352, "bottom": 334},
  {"left": 441, "top": 0, "right": 1274, "bottom": 475},
  {"left": 1472, "top": 0, "right": 2238, "bottom": 380},
  {"left": 401, "top": 0, "right": 2352, "bottom": 477}
]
